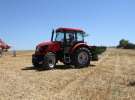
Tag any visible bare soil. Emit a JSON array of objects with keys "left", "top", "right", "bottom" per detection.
[{"left": 0, "top": 48, "right": 135, "bottom": 100}]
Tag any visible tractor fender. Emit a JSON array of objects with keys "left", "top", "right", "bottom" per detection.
[{"left": 70, "top": 43, "right": 90, "bottom": 54}]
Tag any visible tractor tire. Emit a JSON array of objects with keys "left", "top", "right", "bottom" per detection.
[
  {"left": 73, "top": 47, "right": 91, "bottom": 68},
  {"left": 32, "top": 54, "right": 42, "bottom": 68},
  {"left": 44, "top": 52, "right": 56, "bottom": 69},
  {"left": 33, "top": 62, "right": 41, "bottom": 68}
]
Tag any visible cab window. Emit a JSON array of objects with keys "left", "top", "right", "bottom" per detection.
[
  {"left": 77, "top": 32, "right": 84, "bottom": 41},
  {"left": 55, "top": 32, "right": 64, "bottom": 42}
]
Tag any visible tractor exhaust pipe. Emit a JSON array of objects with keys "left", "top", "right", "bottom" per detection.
[{"left": 51, "top": 29, "right": 54, "bottom": 41}]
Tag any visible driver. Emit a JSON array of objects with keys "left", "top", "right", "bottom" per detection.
[{"left": 69, "top": 33, "right": 74, "bottom": 43}]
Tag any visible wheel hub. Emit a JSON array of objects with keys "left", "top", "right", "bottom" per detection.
[
  {"left": 48, "top": 57, "right": 55, "bottom": 68},
  {"left": 78, "top": 51, "right": 88, "bottom": 65}
]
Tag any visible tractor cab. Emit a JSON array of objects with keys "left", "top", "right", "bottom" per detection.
[{"left": 52, "top": 28, "right": 85, "bottom": 47}]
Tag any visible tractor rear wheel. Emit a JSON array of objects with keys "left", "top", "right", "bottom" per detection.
[
  {"left": 44, "top": 52, "right": 56, "bottom": 69},
  {"left": 74, "top": 48, "right": 91, "bottom": 68}
]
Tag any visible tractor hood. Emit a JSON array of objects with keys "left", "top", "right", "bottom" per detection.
[
  {"left": 36, "top": 41, "right": 61, "bottom": 53},
  {"left": 37, "top": 41, "right": 55, "bottom": 47}
]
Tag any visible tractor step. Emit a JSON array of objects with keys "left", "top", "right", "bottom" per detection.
[{"left": 64, "top": 54, "right": 71, "bottom": 63}]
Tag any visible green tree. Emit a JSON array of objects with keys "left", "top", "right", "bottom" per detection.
[{"left": 119, "top": 39, "right": 129, "bottom": 48}]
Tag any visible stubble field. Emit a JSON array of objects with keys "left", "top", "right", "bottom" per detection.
[{"left": 0, "top": 48, "right": 135, "bottom": 100}]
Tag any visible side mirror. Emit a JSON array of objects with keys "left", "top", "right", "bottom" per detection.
[{"left": 84, "top": 33, "right": 89, "bottom": 37}]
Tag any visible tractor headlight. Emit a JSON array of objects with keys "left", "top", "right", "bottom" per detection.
[
  {"left": 36, "top": 45, "right": 48, "bottom": 52},
  {"left": 36, "top": 47, "right": 40, "bottom": 52}
]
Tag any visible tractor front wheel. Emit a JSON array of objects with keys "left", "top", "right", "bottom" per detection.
[
  {"left": 74, "top": 48, "right": 91, "bottom": 68},
  {"left": 44, "top": 52, "right": 56, "bottom": 69}
]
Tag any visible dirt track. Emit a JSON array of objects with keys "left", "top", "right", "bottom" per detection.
[{"left": 0, "top": 48, "right": 135, "bottom": 100}]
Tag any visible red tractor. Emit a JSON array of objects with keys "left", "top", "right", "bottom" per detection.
[{"left": 32, "top": 28, "right": 98, "bottom": 69}]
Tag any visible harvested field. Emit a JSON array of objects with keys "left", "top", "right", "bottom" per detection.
[{"left": 0, "top": 48, "right": 135, "bottom": 100}]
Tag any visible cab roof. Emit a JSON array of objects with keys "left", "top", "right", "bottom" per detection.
[{"left": 56, "top": 27, "right": 85, "bottom": 33}]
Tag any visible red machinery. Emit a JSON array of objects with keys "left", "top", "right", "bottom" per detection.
[
  {"left": 0, "top": 38, "right": 10, "bottom": 52},
  {"left": 32, "top": 27, "right": 98, "bottom": 69}
]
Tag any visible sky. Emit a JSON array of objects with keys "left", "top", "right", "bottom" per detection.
[{"left": 0, "top": 0, "right": 135, "bottom": 50}]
